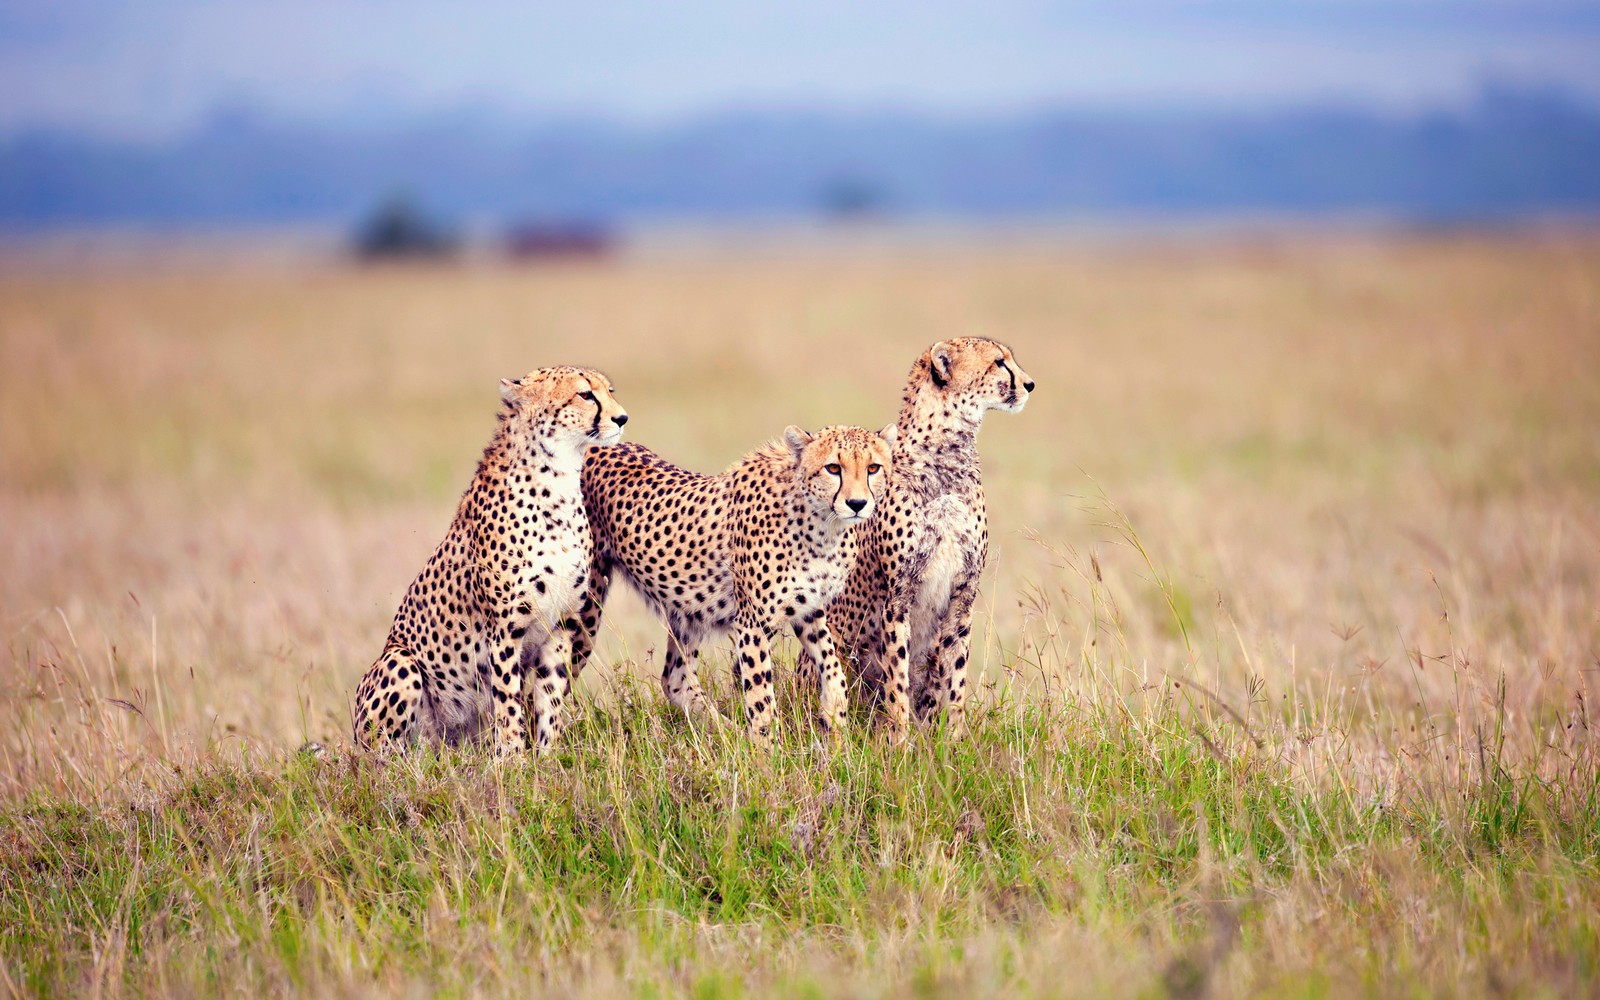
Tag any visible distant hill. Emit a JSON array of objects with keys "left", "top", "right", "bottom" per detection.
[{"left": 2, "top": 84, "right": 1597, "bottom": 229}]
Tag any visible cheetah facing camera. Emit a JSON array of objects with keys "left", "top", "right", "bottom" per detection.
[
  {"left": 352, "top": 366, "right": 629, "bottom": 756},
  {"left": 568, "top": 424, "right": 896, "bottom": 745},
  {"left": 804, "top": 337, "right": 1034, "bottom": 737}
]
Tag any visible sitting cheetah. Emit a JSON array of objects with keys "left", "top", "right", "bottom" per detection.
[
  {"left": 351, "top": 367, "right": 629, "bottom": 756},
  {"left": 566, "top": 424, "right": 896, "bottom": 745},
  {"left": 805, "top": 338, "right": 1034, "bottom": 737}
]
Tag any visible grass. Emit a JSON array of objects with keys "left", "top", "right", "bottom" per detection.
[
  {"left": 3, "top": 679, "right": 1596, "bottom": 997},
  {"left": 2, "top": 232, "right": 1599, "bottom": 996}
]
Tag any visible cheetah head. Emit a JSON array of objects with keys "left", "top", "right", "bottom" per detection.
[
  {"left": 921, "top": 337, "right": 1035, "bottom": 419},
  {"left": 783, "top": 423, "right": 897, "bottom": 525},
  {"left": 499, "top": 366, "right": 629, "bottom": 450}
]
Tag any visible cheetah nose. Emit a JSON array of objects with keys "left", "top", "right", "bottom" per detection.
[
  {"left": 612, "top": 413, "right": 629, "bottom": 426},
  {"left": 1023, "top": 379, "right": 1035, "bottom": 392},
  {"left": 846, "top": 498, "right": 868, "bottom": 513}
]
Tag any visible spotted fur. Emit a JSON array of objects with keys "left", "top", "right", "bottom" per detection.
[
  {"left": 351, "top": 366, "right": 629, "bottom": 756},
  {"left": 567, "top": 424, "right": 896, "bottom": 745},
  {"left": 804, "top": 338, "right": 1034, "bottom": 737}
]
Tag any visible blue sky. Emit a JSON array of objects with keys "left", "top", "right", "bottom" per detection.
[{"left": 3, "top": 1, "right": 1600, "bottom": 136}]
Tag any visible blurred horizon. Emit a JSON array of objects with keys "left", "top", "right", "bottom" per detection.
[{"left": 3, "top": 1, "right": 1599, "bottom": 231}]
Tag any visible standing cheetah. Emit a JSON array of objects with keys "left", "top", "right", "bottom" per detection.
[
  {"left": 566, "top": 424, "right": 896, "bottom": 745},
  {"left": 805, "top": 338, "right": 1034, "bottom": 737},
  {"left": 351, "top": 367, "right": 629, "bottom": 756}
]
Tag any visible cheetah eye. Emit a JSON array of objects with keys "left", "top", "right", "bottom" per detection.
[
  {"left": 995, "top": 358, "right": 1007, "bottom": 369},
  {"left": 867, "top": 464, "right": 881, "bottom": 474},
  {"left": 825, "top": 463, "right": 842, "bottom": 475},
  {"left": 578, "top": 391, "right": 596, "bottom": 402}
]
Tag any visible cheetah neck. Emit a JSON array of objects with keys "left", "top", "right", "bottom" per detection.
[
  {"left": 895, "top": 387, "right": 982, "bottom": 480},
  {"left": 477, "top": 414, "right": 585, "bottom": 487}
]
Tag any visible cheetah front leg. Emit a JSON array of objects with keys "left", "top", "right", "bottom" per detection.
[
  {"left": 733, "top": 609, "right": 777, "bottom": 748},
  {"left": 792, "top": 609, "right": 847, "bottom": 733},
  {"left": 529, "top": 629, "right": 573, "bottom": 751},
  {"left": 488, "top": 618, "right": 529, "bottom": 756},
  {"left": 879, "top": 589, "right": 914, "bottom": 740},
  {"left": 794, "top": 646, "right": 819, "bottom": 693},
  {"left": 793, "top": 609, "right": 860, "bottom": 696},
  {"left": 914, "top": 575, "right": 980, "bottom": 736},
  {"left": 564, "top": 555, "right": 612, "bottom": 681}
]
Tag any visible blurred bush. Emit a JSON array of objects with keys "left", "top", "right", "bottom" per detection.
[{"left": 353, "top": 194, "right": 458, "bottom": 261}]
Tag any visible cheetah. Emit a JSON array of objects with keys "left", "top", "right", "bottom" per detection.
[
  {"left": 803, "top": 338, "right": 1034, "bottom": 737},
  {"left": 351, "top": 366, "right": 630, "bottom": 756},
  {"left": 566, "top": 424, "right": 896, "bottom": 745}
]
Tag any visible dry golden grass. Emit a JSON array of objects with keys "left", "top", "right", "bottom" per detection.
[{"left": 1, "top": 232, "right": 1598, "bottom": 996}]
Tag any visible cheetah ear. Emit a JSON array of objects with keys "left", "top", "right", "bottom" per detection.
[
  {"left": 878, "top": 423, "right": 898, "bottom": 445},
  {"left": 499, "top": 377, "right": 523, "bottom": 404},
  {"left": 783, "top": 425, "right": 814, "bottom": 457},
  {"left": 929, "top": 344, "right": 955, "bottom": 387}
]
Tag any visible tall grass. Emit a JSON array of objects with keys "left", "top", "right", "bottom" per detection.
[{"left": 4, "top": 662, "right": 1596, "bottom": 996}]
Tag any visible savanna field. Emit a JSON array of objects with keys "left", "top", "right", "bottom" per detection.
[{"left": 1, "top": 233, "right": 1598, "bottom": 997}]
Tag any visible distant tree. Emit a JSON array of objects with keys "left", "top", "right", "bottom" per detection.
[
  {"left": 353, "top": 193, "right": 458, "bottom": 260},
  {"left": 819, "top": 175, "right": 888, "bottom": 219}
]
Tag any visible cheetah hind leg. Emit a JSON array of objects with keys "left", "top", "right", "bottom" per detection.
[
  {"left": 660, "top": 627, "right": 720, "bottom": 727},
  {"left": 352, "top": 646, "right": 428, "bottom": 752}
]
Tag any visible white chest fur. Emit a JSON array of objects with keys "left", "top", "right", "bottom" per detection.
[
  {"left": 908, "top": 493, "right": 983, "bottom": 662},
  {"left": 507, "top": 470, "right": 591, "bottom": 638},
  {"left": 800, "top": 550, "right": 849, "bottom": 603},
  {"left": 536, "top": 536, "right": 588, "bottom": 614}
]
